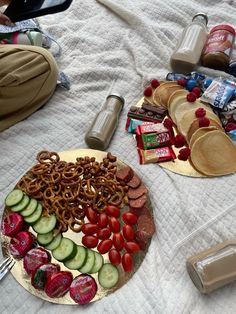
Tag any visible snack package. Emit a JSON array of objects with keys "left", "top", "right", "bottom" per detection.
[
  {"left": 125, "top": 118, "right": 153, "bottom": 134},
  {"left": 219, "top": 99, "right": 236, "bottom": 126},
  {"left": 200, "top": 79, "right": 235, "bottom": 109},
  {"left": 227, "top": 130, "right": 236, "bottom": 145},
  {"left": 138, "top": 146, "right": 176, "bottom": 164},
  {"left": 136, "top": 123, "right": 171, "bottom": 150}
]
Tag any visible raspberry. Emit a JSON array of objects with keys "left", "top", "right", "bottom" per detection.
[
  {"left": 163, "top": 118, "right": 173, "bottom": 128},
  {"left": 199, "top": 117, "right": 210, "bottom": 128},
  {"left": 174, "top": 134, "right": 186, "bottom": 148},
  {"left": 225, "top": 122, "right": 236, "bottom": 132},
  {"left": 191, "top": 87, "right": 201, "bottom": 98},
  {"left": 186, "top": 92, "right": 197, "bottom": 102},
  {"left": 143, "top": 86, "right": 152, "bottom": 97},
  {"left": 151, "top": 79, "right": 160, "bottom": 89},
  {"left": 177, "top": 79, "right": 187, "bottom": 87},
  {"left": 178, "top": 147, "right": 191, "bottom": 161},
  {"left": 195, "top": 108, "right": 206, "bottom": 118}
]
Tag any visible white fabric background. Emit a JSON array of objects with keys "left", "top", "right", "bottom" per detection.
[{"left": 1, "top": 0, "right": 236, "bottom": 313}]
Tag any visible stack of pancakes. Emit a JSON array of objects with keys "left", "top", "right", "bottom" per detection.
[{"left": 144, "top": 81, "right": 236, "bottom": 176}]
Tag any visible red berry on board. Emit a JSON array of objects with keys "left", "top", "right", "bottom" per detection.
[
  {"left": 178, "top": 148, "right": 191, "bottom": 161},
  {"left": 174, "top": 134, "right": 186, "bottom": 148},
  {"left": 195, "top": 108, "right": 206, "bottom": 118},
  {"left": 163, "top": 117, "right": 173, "bottom": 128},
  {"left": 177, "top": 79, "right": 187, "bottom": 87},
  {"left": 187, "top": 92, "right": 197, "bottom": 102},
  {"left": 143, "top": 86, "right": 152, "bottom": 97},
  {"left": 151, "top": 79, "right": 160, "bottom": 89},
  {"left": 191, "top": 87, "right": 201, "bottom": 98},
  {"left": 225, "top": 122, "right": 236, "bottom": 132},
  {"left": 199, "top": 117, "right": 210, "bottom": 128}
]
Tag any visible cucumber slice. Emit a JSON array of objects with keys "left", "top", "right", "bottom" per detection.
[
  {"left": 52, "top": 238, "right": 77, "bottom": 262},
  {"left": 45, "top": 233, "right": 62, "bottom": 251},
  {"left": 98, "top": 263, "right": 119, "bottom": 289},
  {"left": 20, "top": 198, "right": 38, "bottom": 217},
  {"left": 24, "top": 203, "right": 42, "bottom": 224},
  {"left": 33, "top": 214, "right": 57, "bottom": 234},
  {"left": 79, "top": 249, "right": 95, "bottom": 274},
  {"left": 37, "top": 231, "right": 54, "bottom": 245},
  {"left": 5, "top": 189, "right": 24, "bottom": 207},
  {"left": 64, "top": 245, "right": 87, "bottom": 270},
  {"left": 90, "top": 251, "right": 104, "bottom": 274},
  {"left": 11, "top": 195, "right": 30, "bottom": 212}
]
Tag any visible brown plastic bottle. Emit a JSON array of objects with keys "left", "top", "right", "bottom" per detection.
[
  {"left": 186, "top": 240, "right": 236, "bottom": 293},
  {"left": 85, "top": 94, "right": 124, "bottom": 151}
]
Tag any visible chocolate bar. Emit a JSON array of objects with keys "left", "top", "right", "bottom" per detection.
[
  {"left": 125, "top": 117, "right": 153, "bottom": 133},
  {"left": 128, "top": 106, "right": 164, "bottom": 123},
  {"left": 138, "top": 146, "right": 176, "bottom": 164},
  {"left": 136, "top": 123, "right": 171, "bottom": 149},
  {"left": 141, "top": 103, "right": 167, "bottom": 116}
]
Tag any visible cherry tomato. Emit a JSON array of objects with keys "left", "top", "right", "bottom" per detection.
[
  {"left": 84, "top": 207, "right": 98, "bottom": 224},
  {"left": 112, "top": 233, "right": 124, "bottom": 251},
  {"left": 98, "top": 213, "right": 108, "bottom": 228},
  {"left": 122, "top": 252, "right": 133, "bottom": 272},
  {"left": 105, "top": 205, "right": 120, "bottom": 218},
  {"left": 109, "top": 217, "right": 120, "bottom": 233},
  {"left": 97, "top": 239, "right": 113, "bottom": 254},
  {"left": 122, "top": 224, "right": 134, "bottom": 241},
  {"left": 108, "top": 249, "right": 121, "bottom": 265},
  {"left": 97, "top": 227, "right": 111, "bottom": 240},
  {"left": 124, "top": 241, "right": 140, "bottom": 253},
  {"left": 122, "top": 212, "right": 138, "bottom": 225},
  {"left": 82, "top": 235, "right": 98, "bottom": 248},
  {"left": 81, "top": 223, "right": 98, "bottom": 235}
]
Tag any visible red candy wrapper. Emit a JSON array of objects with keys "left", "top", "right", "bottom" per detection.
[
  {"left": 136, "top": 123, "right": 171, "bottom": 149},
  {"left": 138, "top": 147, "right": 176, "bottom": 164}
]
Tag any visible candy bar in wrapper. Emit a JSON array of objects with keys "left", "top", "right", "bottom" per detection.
[
  {"left": 200, "top": 79, "right": 235, "bottom": 109},
  {"left": 125, "top": 117, "right": 153, "bottom": 134},
  {"left": 166, "top": 73, "right": 187, "bottom": 81},
  {"left": 136, "top": 123, "right": 171, "bottom": 149},
  {"left": 138, "top": 147, "right": 176, "bottom": 164}
]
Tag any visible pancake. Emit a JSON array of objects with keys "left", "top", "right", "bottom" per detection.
[
  {"left": 153, "top": 82, "right": 183, "bottom": 108},
  {"left": 189, "top": 126, "right": 219, "bottom": 149},
  {"left": 190, "top": 130, "right": 236, "bottom": 176}
]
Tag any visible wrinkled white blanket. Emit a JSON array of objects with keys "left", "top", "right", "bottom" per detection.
[{"left": 1, "top": 0, "right": 236, "bottom": 313}]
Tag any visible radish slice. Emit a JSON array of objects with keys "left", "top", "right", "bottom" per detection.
[
  {"left": 69, "top": 274, "right": 97, "bottom": 304},
  {"left": 1, "top": 213, "right": 24, "bottom": 237},
  {"left": 9, "top": 231, "right": 34, "bottom": 258},
  {"left": 31, "top": 263, "right": 60, "bottom": 290},
  {"left": 45, "top": 271, "right": 73, "bottom": 298},
  {"left": 23, "top": 247, "right": 51, "bottom": 275}
]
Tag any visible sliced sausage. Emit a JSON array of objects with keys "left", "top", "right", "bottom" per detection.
[
  {"left": 130, "top": 206, "right": 152, "bottom": 217},
  {"left": 116, "top": 166, "right": 134, "bottom": 183},
  {"left": 137, "top": 214, "right": 155, "bottom": 241},
  {"left": 127, "top": 184, "right": 147, "bottom": 200},
  {"left": 129, "top": 194, "right": 147, "bottom": 210},
  {"left": 135, "top": 230, "right": 149, "bottom": 251},
  {"left": 127, "top": 174, "right": 141, "bottom": 189}
]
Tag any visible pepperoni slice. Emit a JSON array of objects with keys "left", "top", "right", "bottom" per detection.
[
  {"left": 127, "top": 184, "right": 147, "bottom": 200},
  {"left": 130, "top": 206, "right": 152, "bottom": 217},
  {"left": 126, "top": 174, "right": 141, "bottom": 189},
  {"left": 116, "top": 166, "right": 134, "bottom": 183}
]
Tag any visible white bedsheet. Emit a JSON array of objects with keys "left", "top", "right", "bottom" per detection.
[{"left": 1, "top": 0, "right": 236, "bottom": 313}]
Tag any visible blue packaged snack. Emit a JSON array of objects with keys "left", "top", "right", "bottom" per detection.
[
  {"left": 190, "top": 72, "right": 206, "bottom": 83},
  {"left": 200, "top": 79, "right": 235, "bottom": 109},
  {"left": 126, "top": 117, "right": 153, "bottom": 134},
  {"left": 202, "top": 78, "right": 213, "bottom": 90},
  {"left": 166, "top": 73, "right": 187, "bottom": 81},
  {"left": 227, "top": 130, "right": 236, "bottom": 145}
]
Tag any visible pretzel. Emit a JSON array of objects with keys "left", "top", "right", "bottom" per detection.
[{"left": 18, "top": 150, "right": 128, "bottom": 233}]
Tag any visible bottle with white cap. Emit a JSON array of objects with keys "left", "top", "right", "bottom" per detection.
[{"left": 85, "top": 94, "right": 124, "bottom": 151}]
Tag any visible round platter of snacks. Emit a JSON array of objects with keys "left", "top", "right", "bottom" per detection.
[{"left": 1, "top": 2, "right": 236, "bottom": 314}]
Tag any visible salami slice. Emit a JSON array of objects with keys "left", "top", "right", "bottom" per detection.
[
  {"left": 130, "top": 206, "right": 152, "bottom": 217},
  {"left": 129, "top": 194, "right": 147, "bottom": 210},
  {"left": 23, "top": 247, "right": 51, "bottom": 275},
  {"left": 137, "top": 215, "right": 155, "bottom": 241},
  {"left": 116, "top": 166, "right": 134, "bottom": 183},
  {"left": 127, "top": 174, "right": 141, "bottom": 189},
  {"left": 127, "top": 184, "right": 147, "bottom": 200},
  {"left": 45, "top": 271, "right": 73, "bottom": 298}
]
